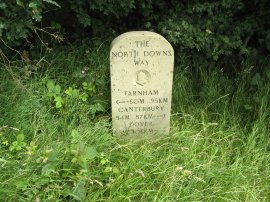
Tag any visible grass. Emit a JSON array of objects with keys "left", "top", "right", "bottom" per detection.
[{"left": 0, "top": 42, "right": 270, "bottom": 201}]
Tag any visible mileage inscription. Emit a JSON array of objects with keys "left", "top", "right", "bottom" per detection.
[{"left": 110, "top": 31, "right": 174, "bottom": 136}]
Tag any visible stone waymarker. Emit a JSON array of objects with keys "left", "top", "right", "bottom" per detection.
[{"left": 110, "top": 31, "right": 174, "bottom": 138}]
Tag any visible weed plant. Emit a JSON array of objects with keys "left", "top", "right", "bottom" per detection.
[{"left": 0, "top": 42, "right": 269, "bottom": 201}]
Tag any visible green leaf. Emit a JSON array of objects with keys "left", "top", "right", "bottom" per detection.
[
  {"left": 47, "top": 80, "right": 55, "bottom": 90},
  {"left": 81, "top": 95, "right": 88, "bottom": 102},
  {"left": 9, "top": 145, "right": 14, "bottom": 151},
  {"left": 32, "top": 13, "right": 42, "bottom": 22},
  {"left": 104, "top": 166, "right": 112, "bottom": 172},
  {"left": 54, "top": 84, "right": 61, "bottom": 94},
  {"left": 0, "top": 22, "right": 5, "bottom": 29},
  {"left": 29, "top": 2, "right": 38, "bottom": 8},
  {"left": 0, "top": 158, "right": 7, "bottom": 163},
  {"left": 47, "top": 91, "right": 54, "bottom": 97},
  {"left": 30, "top": 141, "right": 36, "bottom": 147},
  {"left": 41, "top": 162, "right": 57, "bottom": 176},
  {"left": 16, "top": 0, "right": 23, "bottom": 6},
  {"left": 71, "top": 129, "right": 81, "bottom": 143},
  {"left": 20, "top": 142, "right": 26, "bottom": 147},
  {"left": 0, "top": 3, "right": 7, "bottom": 9},
  {"left": 17, "top": 133, "right": 25, "bottom": 142},
  {"left": 65, "top": 87, "right": 73, "bottom": 96},
  {"left": 42, "top": 0, "right": 61, "bottom": 8},
  {"left": 244, "top": 104, "right": 252, "bottom": 110},
  {"left": 54, "top": 96, "right": 63, "bottom": 108},
  {"left": 2, "top": 140, "right": 9, "bottom": 146},
  {"left": 72, "top": 89, "right": 80, "bottom": 97},
  {"left": 79, "top": 93, "right": 88, "bottom": 101},
  {"left": 47, "top": 80, "right": 61, "bottom": 94},
  {"left": 82, "top": 82, "right": 87, "bottom": 87},
  {"left": 15, "top": 145, "right": 22, "bottom": 151},
  {"left": 100, "top": 159, "right": 107, "bottom": 165},
  {"left": 89, "top": 103, "right": 106, "bottom": 114},
  {"left": 65, "top": 87, "right": 79, "bottom": 97},
  {"left": 47, "top": 149, "right": 58, "bottom": 162},
  {"left": 35, "top": 177, "right": 50, "bottom": 186},
  {"left": 94, "top": 103, "right": 106, "bottom": 112},
  {"left": 71, "top": 180, "right": 86, "bottom": 201},
  {"left": 55, "top": 101, "right": 62, "bottom": 108},
  {"left": 14, "top": 178, "right": 28, "bottom": 189},
  {"left": 84, "top": 146, "right": 98, "bottom": 160},
  {"left": 71, "top": 157, "right": 77, "bottom": 163},
  {"left": 112, "top": 167, "right": 120, "bottom": 175}
]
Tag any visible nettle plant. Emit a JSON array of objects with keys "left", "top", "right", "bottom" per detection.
[
  {"left": 0, "top": 127, "right": 104, "bottom": 200},
  {"left": 46, "top": 79, "right": 106, "bottom": 117},
  {"left": 0, "top": 127, "right": 37, "bottom": 160},
  {"left": 34, "top": 129, "right": 99, "bottom": 200},
  {"left": 35, "top": 130, "right": 121, "bottom": 200}
]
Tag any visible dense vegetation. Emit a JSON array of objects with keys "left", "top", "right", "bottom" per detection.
[
  {"left": 1, "top": 0, "right": 270, "bottom": 71},
  {"left": 1, "top": 43, "right": 270, "bottom": 201},
  {"left": 0, "top": 0, "right": 270, "bottom": 201}
]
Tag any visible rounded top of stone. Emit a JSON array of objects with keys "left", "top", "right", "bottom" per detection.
[{"left": 110, "top": 31, "right": 172, "bottom": 50}]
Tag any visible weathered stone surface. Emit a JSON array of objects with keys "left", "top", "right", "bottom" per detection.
[{"left": 110, "top": 31, "right": 174, "bottom": 138}]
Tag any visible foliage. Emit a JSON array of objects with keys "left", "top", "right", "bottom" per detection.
[
  {"left": 0, "top": 45, "right": 270, "bottom": 201},
  {"left": 0, "top": 126, "right": 100, "bottom": 201},
  {"left": 0, "top": 0, "right": 60, "bottom": 48},
  {"left": 54, "top": 0, "right": 270, "bottom": 66},
  {"left": 1, "top": 44, "right": 270, "bottom": 201},
  {"left": 2, "top": 0, "right": 270, "bottom": 71},
  {"left": 46, "top": 79, "right": 106, "bottom": 118},
  {"left": 69, "top": 0, "right": 136, "bottom": 27}
]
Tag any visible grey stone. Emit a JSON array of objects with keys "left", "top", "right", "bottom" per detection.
[{"left": 110, "top": 31, "right": 174, "bottom": 138}]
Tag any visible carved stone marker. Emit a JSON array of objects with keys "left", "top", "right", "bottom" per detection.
[{"left": 110, "top": 31, "right": 174, "bottom": 138}]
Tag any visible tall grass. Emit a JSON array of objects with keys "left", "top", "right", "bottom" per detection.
[{"left": 0, "top": 43, "right": 269, "bottom": 201}]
